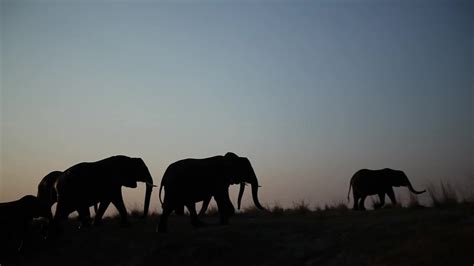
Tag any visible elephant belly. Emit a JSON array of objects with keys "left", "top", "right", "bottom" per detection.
[
  {"left": 357, "top": 183, "right": 389, "bottom": 196},
  {"left": 182, "top": 192, "right": 211, "bottom": 204},
  {"left": 165, "top": 186, "right": 211, "bottom": 206}
]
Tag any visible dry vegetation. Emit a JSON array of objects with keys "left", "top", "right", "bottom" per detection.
[{"left": 3, "top": 183, "right": 474, "bottom": 266}]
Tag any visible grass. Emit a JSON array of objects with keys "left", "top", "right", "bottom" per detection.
[
  {"left": 12, "top": 202, "right": 473, "bottom": 266},
  {"left": 406, "top": 192, "right": 424, "bottom": 209},
  {"left": 291, "top": 200, "right": 312, "bottom": 214},
  {"left": 2, "top": 182, "right": 473, "bottom": 266},
  {"left": 428, "top": 181, "right": 459, "bottom": 208}
]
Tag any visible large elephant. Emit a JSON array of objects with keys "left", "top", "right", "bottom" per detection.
[
  {"left": 37, "top": 171, "right": 98, "bottom": 222},
  {"left": 157, "top": 152, "right": 265, "bottom": 232},
  {"left": 0, "top": 195, "right": 50, "bottom": 261},
  {"left": 52, "top": 155, "right": 154, "bottom": 233},
  {"left": 347, "top": 168, "right": 426, "bottom": 210}
]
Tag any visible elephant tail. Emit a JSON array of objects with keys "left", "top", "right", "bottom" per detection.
[
  {"left": 159, "top": 182, "right": 164, "bottom": 205},
  {"left": 347, "top": 180, "right": 352, "bottom": 202}
]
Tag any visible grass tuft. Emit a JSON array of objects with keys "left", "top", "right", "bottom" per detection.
[
  {"left": 270, "top": 202, "right": 286, "bottom": 216},
  {"left": 130, "top": 209, "right": 143, "bottom": 218},
  {"left": 407, "top": 192, "right": 424, "bottom": 209},
  {"left": 241, "top": 205, "right": 262, "bottom": 215},
  {"left": 291, "top": 200, "right": 311, "bottom": 214},
  {"left": 428, "top": 182, "right": 458, "bottom": 208},
  {"left": 204, "top": 206, "right": 219, "bottom": 216},
  {"left": 331, "top": 202, "right": 350, "bottom": 211}
]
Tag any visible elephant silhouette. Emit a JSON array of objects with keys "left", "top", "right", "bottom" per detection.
[
  {"left": 348, "top": 168, "right": 426, "bottom": 210},
  {"left": 157, "top": 152, "right": 265, "bottom": 232},
  {"left": 50, "top": 155, "right": 154, "bottom": 235},
  {"left": 37, "top": 171, "right": 98, "bottom": 223},
  {"left": 0, "top": 195, "right": 50, "bottom": 262}
]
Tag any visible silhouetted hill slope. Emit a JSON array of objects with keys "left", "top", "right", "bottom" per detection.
[{"left": 13, "top": 205, "right": 474, "bottom": 266}]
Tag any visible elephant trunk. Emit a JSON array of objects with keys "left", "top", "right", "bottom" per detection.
[
  {"left": 406, "top": 179, "right": 426, "bottom": 194},
  {"left": 251, "top": 181, "right": 265, "bottom": 210},
  {"left": 143, "top": 175, "right": 154, "bottom": 218},
  {"left": 237, "top": 182, "right": 245, "bottom": 210}
]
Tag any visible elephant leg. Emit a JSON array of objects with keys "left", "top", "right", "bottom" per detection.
[
  {"left": 358, "top": 196, "right": 367, "bottom": 211},
  {"left": 77, "top": 207, "right": 92, "bottom": 229},
  {"left": 51, "top": 201, "right": 69, "bottom": 236},
  {"left": 111, "top": 196, "right": 130, "bottom": 227},
  {"left": 374, "top": 193, "right": 386, "bottom": 209},
  {"left": 94, "top": 201, "right": 110, "bottom": 226},
  {"left": 387, "top": 187, "right": 397, "bottom": 205},
  {"left": 17, "top": 220, "right": 29, "bottom": 253},
  {"left": 186, "top": 203, "right": 205, "bottom": 228},
  {"left": 157, "top": 206, "right": 173, "bottom": 233},
  {"left": 215, "top": 191, "right": 234, "bottom": 225},
  {"left": 352, "top": 192, "right": 360, "bottom": 210},
  {"left": 198, "top": 197, "right": 212, "bottom": 216}
]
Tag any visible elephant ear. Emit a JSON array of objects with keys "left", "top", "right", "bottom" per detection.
[
  {"left": 391, "top": 170, "right": 407, "bottom": 187},
  {"left": 224, "top": 152, "right": 241, "bottom": 184}
]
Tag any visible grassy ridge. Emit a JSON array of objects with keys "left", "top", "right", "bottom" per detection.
[
  {"left": 6, "top": 184, "right": 474, "bottom": 266},
  {"left": 12, "top": 202, "right": 473, "bottom": 266}
]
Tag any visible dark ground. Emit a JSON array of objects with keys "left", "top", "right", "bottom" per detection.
[{"left": 5, "top": 205, "right": 474, "bottom": 266}]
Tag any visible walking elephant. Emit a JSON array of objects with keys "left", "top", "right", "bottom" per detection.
[
  {"left": 348, "top": 168, "right": 426, "bottom": 210},
  {"left": 37, "top": 171, "right": 98, "bottom": 222},
  {"left": 52, "top": 155, "right": 154, "bottom": 234},
  {"left": 173, "top": 196, "right": 212, "bottom": 216},
  {"left": 0, "top": 195, "right": 50, "bottom": 261},
  {"left": 174, "top": 183, "right": 245, "bottom": 216},
  {"left": 157, "top": 152, "right": 265, "bottom": 232}
]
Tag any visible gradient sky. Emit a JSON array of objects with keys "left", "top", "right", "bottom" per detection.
[{"left": 1, "top": 0, "right": 472, "bottom": 211}]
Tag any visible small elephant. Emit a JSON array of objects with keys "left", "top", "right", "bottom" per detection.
[
  {"left": 51, "top": 155, "right": 154, "bottom": 234},
  {"left": 0, "top": 195, "right": 50, "bottom": 261},
  {"left": 37, "top": 171, "right": 98, "bottom": 223},
  {"left": 348, "top": 168, "right": 426, "bottom": 210},
  {"left": 173, "top": 196, "right": 212, "bottom": 216},
  {"left": 175, "top": 184, "right": 245, "bottom": 216},
  {"left": 157, "top": 152, "right": 265, "bottom": 232}
]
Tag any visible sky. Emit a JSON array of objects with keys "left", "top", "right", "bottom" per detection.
[{"left": 1, "top": 0, "right": 472, "bottom": 212}]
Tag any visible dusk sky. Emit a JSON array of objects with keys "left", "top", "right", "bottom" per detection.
[{"left": 1, "top": 0, "right": 472, "bottom": 212}]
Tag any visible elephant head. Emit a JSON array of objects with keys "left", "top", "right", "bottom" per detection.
[
  {"left": 19, "top": 195, "right": 51, "bottom": 220},
  {"left": 117, "top": 157, "right": 155, "bottom": 217},
  {"left": 37, "top": 171, "right": 63, "bottom": 220},
  {"left": 390, "top": 170, "right": 426, "bottom": 194},
  {"left": 0, "top": 195, "right": 51, "bottom": 252},
  {"left": 224, "top": 152, "right": 265, "bottom": 210}
]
